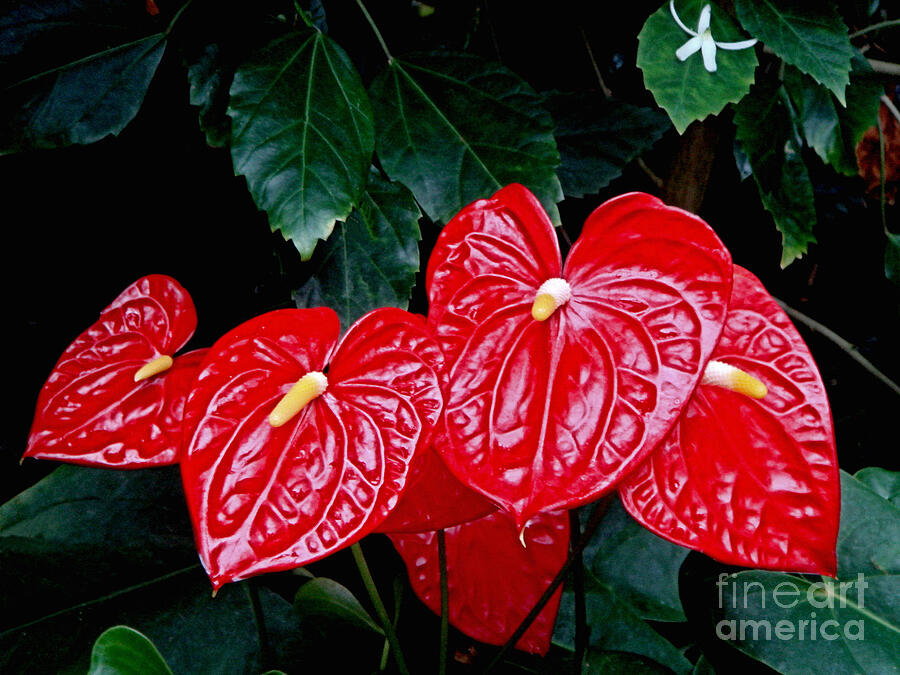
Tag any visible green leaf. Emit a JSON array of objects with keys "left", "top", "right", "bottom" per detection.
[
  {"left": 369, "top": 52, "right": 563, "bottom": 224},
  {"left": 293, "top": 169, "right": 421, "bottom": 330},
  {"left": 584, "top": 499, "right": 690, "bottom": 622},
  {"left": 854, "top": 468, "right": 900, "bottom": 508},
  {"left": 185, "top": 43, "right": 233, "bottom": 148},
  {"left": 784, "top": 53, "right": 882, "bottom": 175},
  {"left": 885, "top": 229, "right": 900, "bottom": 285},
  {"left": 0, "top": 34, "right": 166, "bottom": 154},
  {"left": 88, "top": 626, "right": 173, "bottom": 675},
  {"left": 229, "top": 30, "right": 375, "bottom": 259},
  {"left": 734, "top": 0, "right": 853, "bottom": 104},
  {"left": 294, "top": 577, "right": 384, "bottom": 635},
  {"left": 692, "top": 654, "right": 717, "bottom": 674},
  {"left": 544, "top": 92, "right": 671, "bottom": 198},
  {"left": 637, "top": 0, "right": 758, "bottom": 134},
  {"left": 734, "top": 83, "right": 816, "bottom": 267},
  {"left": 554, "top": 581, "right": 693, "bottom": 674},
  {"left": 715, "top": 470, "right": 900, "bottom": 674},
  {"left": 582, "top": 649, "right": 671, "bottom": 674}
]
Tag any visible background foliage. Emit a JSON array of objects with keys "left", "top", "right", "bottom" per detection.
[{"left": 2, "top": 0, "right": 900, "bottom": 673}]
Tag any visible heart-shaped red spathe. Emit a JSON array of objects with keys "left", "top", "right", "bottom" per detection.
[
  {"left": 25, "top": 274, "right": 201, "bottom": 468},
  {"left": 427, "top": 184, "right": 733, "bottom": 528},
  {"left": 180, "top": 307, "right": 444, "bottom": 588},
  {"left": 376, "top": 444, "right": 497, "bottom": 533},
  {"left": 388, "top": 509, "right": 569, "bottom": 655},
  {"left": 619, "top": 266, "right": 839, "bottom": 575}
]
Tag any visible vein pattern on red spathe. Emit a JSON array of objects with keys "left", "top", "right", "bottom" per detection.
[
  {"left": 619, "top": 266, "right": 839, "bottom": 575},
  {"left": 427, "top": 184, "right": 732, "bottom": 526},
  {"left": 180, "top": 307, "right": 443, "bottom": 588}
]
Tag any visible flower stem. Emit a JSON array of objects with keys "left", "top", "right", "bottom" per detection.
[
  {"left": 850, "top": 18, "right": 900, "bottom": 39},
  {"left": 438, "top": 529, "right": 449, "bottom": 675},
  {"left": 568, "top": 510, "right": 587, "bottom": 673},
  {"left": 355, "top": 0, "right": 393, "bottom": 63},
  {"left": 483, "top": 497, "right": 612, "bottom": 673},
  {"left": 242, "top": 580, "right": 273, "bottom": 671},
  {"left": 351, "top": 542, "right": 410, "bottom": 675},
  {"left": 775, "top": 300, "right": 900, "bottom": 398}
]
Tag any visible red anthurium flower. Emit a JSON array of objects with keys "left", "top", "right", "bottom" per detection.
[
  {"left": 180, "top": 307, "right": 444, "bottom": 588},
  {"left": 619, "top": 266, "right": 839, "bottom": 575},
  {"left": 427, "top": 184, "right": 733, "bottom": 528},
  {"left": 25, "top": 274, "right": 203, "bottom": 468},
  {"left": 388, "top": 509, "right": 569, "bottom": 655},
  {"left": 377, "top": 444, "right": 497, "bottom": 533}
]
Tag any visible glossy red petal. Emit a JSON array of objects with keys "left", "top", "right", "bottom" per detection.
[
  {"left": 376, "top": 445, "right": 497, "bottom": 533},
  {"left": 618, "top": 267, "right": 839, "bottom": 575},
  {"left": 430, "top": 188, "right": 732, "bottom": 526},
  {"left": 426, "top": 183, "right": 562, "bottom": 331},
  {"left": 180, "top": 308, "right": 444, "bottom": 588},
  {"left": 24, "top": 275, "right": 198, "bottom": 467},
  {"left": 388, "top": 509, "right": 569, "bottom": 655}
]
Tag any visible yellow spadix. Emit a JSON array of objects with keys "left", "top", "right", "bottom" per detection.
[{"left": 268, "top": 371, "right": 328, "bottom": 427}]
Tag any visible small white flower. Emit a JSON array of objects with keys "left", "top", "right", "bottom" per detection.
[{"left": 670, "top": 0, "right": 757, "bottom": 72}]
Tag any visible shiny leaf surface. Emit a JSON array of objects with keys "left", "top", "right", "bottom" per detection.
[
  {"left": 228, "top": 30, "right": 374, "bottom": 259},
  {"left": 388, "top": 509, "right": 569, "bottom": 655},
  {"left": 369, "top": 52, "right": 563, "bottom": 225},
  {"left": 544, "top": 92, "right": 671, "bottom": 199},
  {"left": 88, "top": 626, "right": 173, "bottom": 675},
  {"left": 24, "top": 275, "right": 199, "bottom": 468},
  {"left": 293, "top": 577, "right": 384, "bottom": 635},
  {"left": 734, "top": 0, "right": 853, "bottom": 103},
  {"left": 428, "top": 184, "right": 732, "bottom": 526},
  {"left": 637, "top": 0, "right": 758, "bottom": 134},
  {"left": 734, "top": 83, "right": 816, "bottom": 267},
  {"left": 180, "top": 307, "right": 443, "bottom": 588},
  {"left": 294, "top": 169, "right": 422, "bottom": 331},
  {"left": 1, "top": 34, "right": 165, "bottom": 154},
  {"left": 619, "top": 266, "right": 839, "bottom": 575}
]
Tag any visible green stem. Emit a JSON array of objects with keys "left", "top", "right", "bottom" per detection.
[
  {"left": 438, "top": 529, "right": 449, "bottom": 675},
  {"left": 355, "top": 0, "right": 393, "bottom": 63},
  {"left": 775, "top": 300, "right": 900, "bottom": 398},
  {"left": 850, "top": 18, "right": 900, "bottom": 39},
  {"left": 568, "top": 510, "right": 587, "bottom": 674},
  {"left": 242, "top": 580, "right": 272, "bottom": 671},
  {"left": 292, "top": 0, "right": 316, "bottom": 29},
  {"left": 351, "top": 542, "right": 410, "bottom": 675},
  {"left": 164, "top": 0, "right": 194, "bottom": 35},
  {"left": 483, "top": 498, "right": 612, "bottom": 674}
]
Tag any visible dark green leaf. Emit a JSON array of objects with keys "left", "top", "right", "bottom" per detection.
[
  {"left": 715, "top": 470, "right": 900, "bottom": 674},
  {"left": 734, "top": 83, "right": 816, "bottom": 267},
  {"left": 734, "top": 0, "right": 853, "bottom": 104},
  {"left": 293, "top": 169, "right": 420, "bottom": 330},
  {"left": 637, "top": 0, "right": 758, "bottom": 134},
  {"left": 294, "top": 577, "right": 383, "bottom": 635},
  {"left": 582, "top": 649, "right": 671, "bottom": 674},
  {"left": 854, "top": 468, "right": 900, "bottom": 508},
  {"left": 554, "top": 580, "right": 692, "bottom": 674},
  {"left": 544, "top": 92, "right": 671, "bottom": 198},
  {"left": 369, "top": 52, "right": 563, "bottom": 224},
  {"left": 584, "top": 499, "right": 689, "bottom": 622},
  {"left": 298, "top": 0, "right": 328, "bottom": 32},
  {"left": 185, "top": 43, "right": 233, "bottom": 148},
  {"left": 692, "top": 654, "right": 716, "bottom": 674},
  {"left": 784, "top": 53, "right": 882, "bottom": 175},
  {"left": 885, "top": 229, "right": 900, "bottom": 285},
  {"left": 88, "top": 626, "right": 173, "bottom": 675},
  {"left": 0, "top": 34, "right": 165, "bottom": 154},
  {"left": 229, "top": 30, "right": 375, "bottom": 259}
]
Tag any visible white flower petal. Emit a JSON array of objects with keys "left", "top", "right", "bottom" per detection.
[
  {"left": 716, "top": 38, "right": 759, "bottom": 50},
  {"left": 697, "top": 4, "right": 712, "bottom": 33},
  {"left": 669, "top": 0, "right": 697, "bottom": 36},
  {"left": 701, "top": 35, "right": 717, "bottom": 71},
  {"left": 676, "top": 36, "right": 703, "bottom": 62}
]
